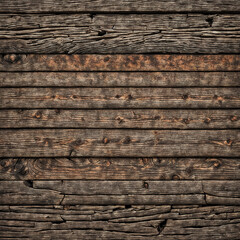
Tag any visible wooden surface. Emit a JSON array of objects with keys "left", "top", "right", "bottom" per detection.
[
  {"left": 0, "top": 14, "right": 240, "bottom": 53},
  {"left": 0, "top": 1, "right": 240, "bottom": 239},
  {"left": 1, "top": 0, "right": 240, "bottom": 12}
]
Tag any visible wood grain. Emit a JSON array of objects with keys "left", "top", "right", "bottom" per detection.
[
  {"left": 1, "top": 54, "right": 239, "bottom": 71},
  {"left": 0, "top": 14, "right": 240, "bottom": 53},
  {"left": 0, "top": 0, "right": 239, "bottom": 13},
  {"left": 1, "top": 87, "right": 239, "bottom": 109},
  {"left": 1, "top": 205, "right": 239, "bottom": 239},
  {"left": 1, "top": 157, "right": 240, "bottom": 180},
  {"left": 0, "top": 129, "right": 239, "bottom": 157},
  {"left": 1, "top": 109, "right": 239, "bottom": 129},
  {"left": 0, "top": 180, "right": 239, "bottom": 205},
  {"left": 1, "top": 72, "right": 239, "bottom": 87}
]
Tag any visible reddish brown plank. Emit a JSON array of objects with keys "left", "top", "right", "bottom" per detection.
[{"left": 1, "top": 54, "right": 240, "bottom": 71}]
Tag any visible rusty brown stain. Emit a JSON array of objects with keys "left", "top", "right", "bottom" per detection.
[{"left": 1, "top": 54, "right": 240, "bottom": 71}]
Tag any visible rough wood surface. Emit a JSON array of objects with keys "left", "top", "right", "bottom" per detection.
[
  {"left": 1, "top": 72, "right": 239, "bottom": 87},
  {"left": 1, "top": 0, "right": 240, "bottom": 13},
  {"left": 0, "top": 205, "right": 239, "bottom": 239},
  {"left": 1, "top": 157, "right": 240, "bottom": 180},
  {"left": 0, "top": 129, "right": 239, "bottom": 157},
  {"left": 1, "top": 54, "right": 240, "bottom": 71},
  {"left": 1, "top": 109, "right": 239, "bottom": 129},
  {"left": 1, "top": 87, "right": 239, "bottom": 109},
  {"left": 0, "top": 14, "right": 240, "bottom": 53},
  {"left": 0, "top": 180, "right": 239, "bottom": 205}
]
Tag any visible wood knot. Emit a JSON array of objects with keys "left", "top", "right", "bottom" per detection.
[
  {"left": 230, "top": 116, "right": 238, "bottom": 122},
  {"left": 143, "top": 181, "right": 149, "bottom": 189},
  {"left": 182, "top": 118, "right": 190, "bottom": 124},
  {"left": 213, "top": 95, "right": 223, "bottom": 103},
  {"left": 213, "top": 161, "right": 221, "bottom": 169},
  {"left": 127, "top": 94, "right": 133, "bottom": 100},
  {"left": 71, "top": 95, "right": 78, "bottom": 99},
  {"left": 204, "top": 118, "right": 211, "bottom": 124},
  {"left": 43, "top": 138, "right": 52, "bottom": 147},
  {"left": 98, "top": 30, "right": 107, "bottom": 36},
  {"left": 103, "top": 137, "right": 109, "bottom": 144},
  {"left": 116, "top": 116, "right": 125, "bottom": 124},
  {"left": 115, "top": 94, "right": 121, "bottom": 99},
  {"left": 182, "top": 94, "right": 189, "bottom": 100},
  {"left": 3, "top": 54, "right": 21, "bottom": 63},
  {"left": 122, "top": 136, "right": 131, "bottom": 144},
  {"left": 71, "top": 139, "right": 82, "bottom": 147},
  {"left": 104, "top": 56, "right": 110, "bottom": 62},
  {"left": 34, "top": 111, "right": 42, "bottom": 119},
  {"left": 172, "top": 175, "right": 180, "bottom": 180},
  {"left": 224, "top": 139, "right": 233, "bottom": 146}
]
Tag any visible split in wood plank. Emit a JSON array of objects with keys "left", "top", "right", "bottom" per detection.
[
  {"left": 1, "top": 14, "right": 240, "bottom": 53},
  {"left": 0, "top": 205, "right": 239, "bottom": 239},
  {"left": 0, "top": 180, "right": 240, "bottom": 205}
]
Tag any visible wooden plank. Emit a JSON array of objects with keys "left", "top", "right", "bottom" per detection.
[
  {"left": 1, "top": 14, "right": 240, "bottom": 54},
  {"left": 1, "top": 72, "right": 239, "bottom": 87},
  {"left": 0, "top": 0, "right": 240, "bottom": 13},
  {"left": 0, "top": 129, "right": 239, "bottom": 157},
  {"left": 1, "top": 109, "right": 239, "bottom": 129},
  {"left": 1, "top": 88, "right": 239, "bottom": 109},
  {"left": 0, "top": 180, "right": 240, "bottom": 205},
  {"left": 1, "top": 54, "right": 239, "bottom": 71},
  {"left": 1, "top": 157, "right": 240, "bottom": 181},
  {"left": 0, "top": 205, "right": 239, "bottom": 239}
]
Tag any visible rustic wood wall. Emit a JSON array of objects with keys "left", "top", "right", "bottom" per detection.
[{"left": 0, "top": 1, "right": 240, "bottom": 239}]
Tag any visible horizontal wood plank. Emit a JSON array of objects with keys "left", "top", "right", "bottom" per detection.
[
  {"left": 1, "top": 109, "right": 239, "bottom": 129},
  {"left": 1, "top": 157, "right": 240, "bottom": 180},
  {"left": 1, "top": 14, "right": 240, "bottom": 53},
  {"left": 1, "top": 72, "right": 239, "bottom": 87},
  {"left": 0, "top": 205, "right": 239, "bottom": 239},
  {"left": 1, "top": 0, "right": 240, "bottom": 13},
  {"left": 0, "top": 129, "right": 239, "bottom": 157},
  {"left": 0, "top": 180, "right": 239, "bottom": 205},
  {"left": 1, "top": 54, "right": 240, "bottom": 71},
  {"left": 1, "top": 88, "right": 239, "bottom": 109}
]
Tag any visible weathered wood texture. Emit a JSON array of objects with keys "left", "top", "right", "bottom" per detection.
[
  {"left": 0, "top": 14, "right": 240, "bottom": 53},
  {"left": 1, "top": 109, "right": 239, "bottom": 129},
  {"left": 1, "top": 72, "right": 239, "bottom": 87},
  {"left": 1, "top": 87, "right": 239, "bottom": 109},
  {"left": 0, "top": 205, "right": 240, "bottom": 239},
  {"left": 1, "top": 157, "right": 240, "bottom": 180},
  {"left": 1, "top": 55, "right": 239, "bottom": 71},
  {"left": 0, "top": 180, "right": 240, "bottom": 205},
  {"left": 1, "top": 0, "right": 240, "bottom": 12},
  {"left": 0, "top": 129, "right": 239, "bottom": 157}
]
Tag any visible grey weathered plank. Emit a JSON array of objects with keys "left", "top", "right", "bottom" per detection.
[
  {"left": 0, "top": 129, "right": 239, "bottom": 157},
  {"left": 0, "top": 180, "right": 240, "bottom": 205},
  {"left": 0, "top": 0, "right": 240, "bottom": 13},
  {"left": 1, "top": 88, "right": 239, "bottom": 109},
  {"left": 1, "top": 54, "right": 239, "bottom": 71},
  {"left": 1, "top": 109, "right": 239, "bottom": 129},
  {"left": 1, "top": 72, "right": 239, "bottom": 87},
  {"left": 1, "top": 205, "right": 239, "bottom": 239},
  {"left": 1, "top": 157, "right": 240, "bottom": 180},
  {"left": 0, "top": 14, "right": 240, "bottom": 53}
]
